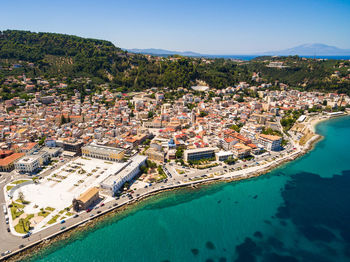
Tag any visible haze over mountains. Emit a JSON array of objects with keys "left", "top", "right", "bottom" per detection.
[
  {"left": 127, "top": 44, "right": 350, "bottom": 57},
  {"left": 126, "top": 48, "right": 202, "bottom": 57},
  {"left": 263, "top": 43, "right": 350, "bottom": 56}
]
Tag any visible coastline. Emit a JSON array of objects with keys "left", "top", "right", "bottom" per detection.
[{"left": 3, "top": 114, "right": 345, "bottom": 262}]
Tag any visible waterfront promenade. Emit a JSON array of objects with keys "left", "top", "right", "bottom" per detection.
[{"left": 0, "top": 114, "right": 335, "bottom": 261}]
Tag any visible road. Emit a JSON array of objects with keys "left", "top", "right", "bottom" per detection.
[{"left": 0, "top": 142, "right": 298, "bottom": 260}]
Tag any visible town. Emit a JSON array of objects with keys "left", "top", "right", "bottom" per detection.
[{"left": 0, "top": 70, "right": 349, "bottom": 257}]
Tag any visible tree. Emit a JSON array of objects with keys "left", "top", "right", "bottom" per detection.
[
  {"left": 60, "top": 114, "right": 67, "bottom": 125},
  {"left": 175, "top": 148, "right": 184, "bottom": 159},
  {"left": 148, "top": 111, "right": 154, "bottom": 118},
  {"left": 18, "top": 191, "right": 25, "bottom": 203},
  {"left": 229, "top": 124, "right": 240, "bottom": 132},
  {"left": 199, "top": 111, "right": 208, "bottom": 117},
  {"left": 123, "top": 181, "right": 130, "bottom": 189},
  {"left": 38, "top": 136, "right": 46, "bottom": 146}
]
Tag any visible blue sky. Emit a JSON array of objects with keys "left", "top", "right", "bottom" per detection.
[{"left": 1, "top": 0, "right": 350, "bottom": 54}]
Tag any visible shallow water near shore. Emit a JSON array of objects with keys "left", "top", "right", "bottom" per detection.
[{"left": 28, "top": 116, "right": 350, "bottom": 262}]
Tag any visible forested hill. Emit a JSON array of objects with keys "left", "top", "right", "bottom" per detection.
[
  {"left": 0, "top": 30, "right": 250, "bottom": 90},
  {"left": 0, "top": 30, "right": 121, "bottom": 61},
  {"left": 0, "top": 30, "right": 350, "bottom": 95},
  {"left": 0, "top": 30, "right": 130, "bottom": 82}
]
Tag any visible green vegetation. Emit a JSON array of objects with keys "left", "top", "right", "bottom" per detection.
[
  {"left": 175, "top": 147, "right": 184, "bottom": 159},
  {"left": 157, "top": 166, "right": 167, "bottom": 180},
  {"left": 47, "top": 214, "right": 60, "bottom": 224},
  {"left": 46, "top": 206, "right": 55, "bottom": 212},
  {"left": 12, "top": 180, "right": 30, "bottom": 185},
  {"left": 146, "top": 160, "right": 157, "bottom": 169},
  {"left": 10, "top": 202, "right": 25, "bottom": 219},
  {"left": 224, "top": 157, "right": 237, "bottom": 165},
  {"left": 188, "top": 156, "right": 216, "bottom": 166},
  {"left": 199, "top": 111, "right": 208, "bottom": 117},
  {"left": 261, "top": 127, "right": 283, "bottom": 137},
  {"left": 280, "top": 110, "right": 304, "bottom": 132},
  {"left": 38, "top": 210, "right": 50, "bottom": 218},
  {"left": 14, "top": 214, "right": 34, "bottom": 233},
  {"left": 229, "top": 124, "right": 241, "bottom": 132},
  {"left": 6, "top": 185, "right": 14, "bottom": 191},
  {"left": 1, "top": 30, "right": 350, "bottom": 100}
]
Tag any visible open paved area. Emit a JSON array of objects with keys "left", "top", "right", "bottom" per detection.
[{"left": 4, "top": 157, "right": 127, "bottom": 234}]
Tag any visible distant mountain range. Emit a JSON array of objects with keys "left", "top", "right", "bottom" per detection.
[
  {"left": 127, "top": 44, "right": 350, "bottom": 57},
  {"left": 126, "top": 48, "right": 202, "bottom": 57},
  {"left": 263, "top": 43, "right": 350, "bottom": 56}
]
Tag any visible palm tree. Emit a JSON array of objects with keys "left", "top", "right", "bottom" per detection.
[{"left": 18, "top": 191, "right": 25, "bottom": 203}]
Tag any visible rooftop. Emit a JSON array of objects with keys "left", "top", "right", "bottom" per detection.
[
  {"left": 0, "top": 153, "right": 25, "bottom": 166},
  {"left": 77, "top": 187, "right": 99, "bottom": 203},
  {"left": 83, "top": 144, "right": 124, "bottom": 154}
]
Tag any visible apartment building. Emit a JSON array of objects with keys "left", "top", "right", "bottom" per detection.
[
  {"left": 257, "top": 134, "right": 282, "bottom": 151},
  {"left": 184, "top": 147, "right": 217, "bottom": 162}
]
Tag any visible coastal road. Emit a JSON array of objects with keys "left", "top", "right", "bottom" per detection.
[{"left": 0, "top": 145, "right": 297, "bottom": 259}]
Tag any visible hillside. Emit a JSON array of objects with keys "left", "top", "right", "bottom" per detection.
[{"left": 0, "top": 30, "right": 350, "bottom": 97}]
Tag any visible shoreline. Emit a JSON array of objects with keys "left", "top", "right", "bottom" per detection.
[{"left": 2, "top": 114, "right": 345, "bottom": 262}]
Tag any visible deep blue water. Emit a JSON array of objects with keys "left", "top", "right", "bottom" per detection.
[
  {"left": 29, "top": 116, "right": 350, "bottom": 262},
  {"left": 204, "top": 55, "right": 350, "bottom": 61}
]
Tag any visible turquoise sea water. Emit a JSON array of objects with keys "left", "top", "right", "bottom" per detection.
[{"left": 30, "top": 116, "right": 350, "bottom": 262}]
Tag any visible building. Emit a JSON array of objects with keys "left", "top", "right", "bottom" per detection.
[
  {"left": 232, "top": 143, "right": 251, "bottom": 158},
  {"left": 14, "top": 151, "right": 49, "bottom": 173},
  {"left": 57, "top": 139, "right": 84, "bottom": 155},
  {"left": 41, "top": 147, "right": 61, "bottom": 158},
  {"left": 21, "top": 142, "right": 39, "bottom": 154},
  {"left": 221, "top": 137, "right": 238, "bottom": 150},
  {"left": 73, "top": 187, "right": 99, "bottom": 211},
  {"left": 145, "top": 147, "right": 165, "bottom": 163},
  {"left": 215, "top": 151, "right": 235, "bottom": 161},
  {"left": 183, "top": 147, "right": 217, "bottom": 162},
  {"left": 82, "top": 144, "right": 125, "bottom": 162},
  {"left": 257, "top": 134, "right": 282, "bottom": 151},
  {"left": 45, "top": 138, "right": 56, "bottom": 147},
  {"left": 100, "top": 155, "right": 147, "bottom": 196},
  {"left": 0, "top": 153, "right": 25, "bottom": 172}
]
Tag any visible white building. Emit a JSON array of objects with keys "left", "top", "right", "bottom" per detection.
[
  {"left": 100, "top": 155, "right": 147, "bottom": 195},
  {"left": 257, "top": 134, "right": 282, "bottom": 151},
  {"left": 215, "top": 151, "right": 235, "bottom": 161},
  {"left": 15, "top": 151, "right": 49, "bottom": 173}
]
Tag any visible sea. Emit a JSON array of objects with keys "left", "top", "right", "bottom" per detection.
[
  {"left": 28, "top": 116, "right": 350, "bottom": 262},
  {"left": 204, "top": 55, "right": 350, "bottom": 61}
]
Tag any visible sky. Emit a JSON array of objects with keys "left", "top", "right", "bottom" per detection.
[{"left": 1, "top": 0, "right": 350, "bottom": 54}]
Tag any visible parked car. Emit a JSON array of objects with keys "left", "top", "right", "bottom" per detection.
[
  {"left": 60, "top": 226, "right": 66, "bottom": 230},
  {"left": 86, "top": 208, "right": 92, "bottom": 212},
  {"left": 22, "top": 232, "right": 32, "bottom": 239},
  {"left": 100, "top": 203, "right": 105, "bottom": 207},
  {"left": 7, "top": 228, "right": 10, "bottom": 232},
  {"left": 60, "top": 220, "right": 66, "bottom": 224},
  {"left": 73, "top": 214, "right": 79, "bottom": 218}
]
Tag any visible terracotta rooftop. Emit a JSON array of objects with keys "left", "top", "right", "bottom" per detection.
[
  {"left": 77, "top": 187, "right": 99, "bottom": 203},
  {"left": 0, "top": 153, "right": 25, "bottom": 166}
]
